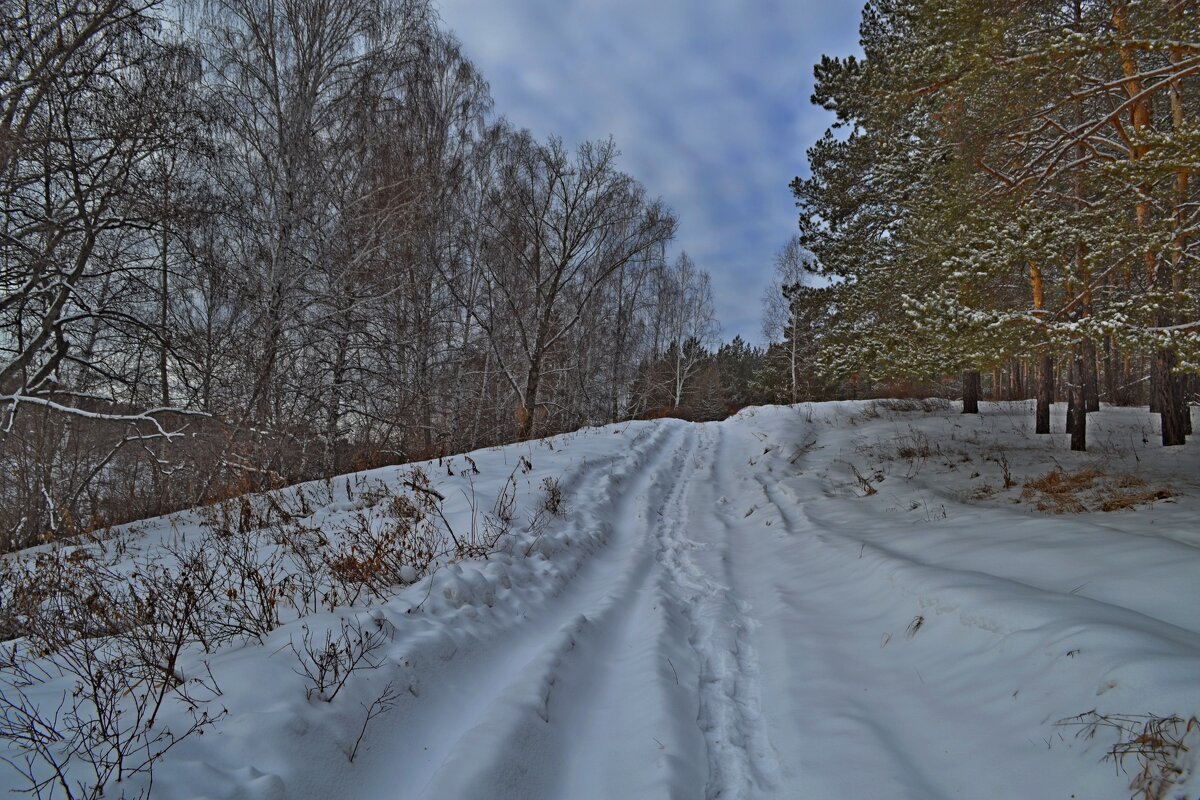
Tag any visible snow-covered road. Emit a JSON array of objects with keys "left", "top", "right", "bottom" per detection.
[
  {"left": 4, "top": 403, "right": 1199, "bottom": 799},
  {"left": 336, "top": 406, "right": 1200, "bottom": 800},
  {"left": 401, "top": 423, "right": 781, "bottom": 800}
]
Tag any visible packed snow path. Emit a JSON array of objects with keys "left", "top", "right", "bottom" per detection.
[
  {"left": 5, "top": 404, "right": 1197, "bottom": 799},
  {"left": 336, "top": 405, "right": 1199, "bottom": 800},
  {"left": 401, "top": 423, "right": 782, "bottom": 800}
]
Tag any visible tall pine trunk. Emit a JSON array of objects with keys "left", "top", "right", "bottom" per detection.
[
  {"left": 1036, "top": 356, "right": 1053, "bottom": 434},
  {"left": 1157, "top": 350, "right": 1186, "bottom": 447},
  {"left": 1113, "top": 2, "right": 1184, "bottom": 445},
  {"left": 1149, "top": 359, "right": 1161, "bottom": 413},
  {"left": 1083, "top": 341, "right": 1100, "bottom": 412},
  {"left": 1069, "top": 346, "right": 1086, "bottom": 451},
  {"left": 1158, "top": 12, "right": 1190, "bottom": 446},
  {"left": 1102, "top": 337, "right": 1119, "bottom": 406},
  {"left": 1029, "top": 261, "right": 1050, "bottom": 432},
  {"left": 962, "top": 370, "right": 980, "bottom": 414}
]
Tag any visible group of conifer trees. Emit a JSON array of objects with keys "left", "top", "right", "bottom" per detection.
[{"left": 790, "top": 0, "right": 1199, "bottom": 450}]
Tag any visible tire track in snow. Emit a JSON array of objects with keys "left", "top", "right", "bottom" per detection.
[
  {"left": 331, "top": 421, "right": 686, "bottom": 800},
  {"left": 721, "top": 409, "right": 1198, "bottom": 800},
  {"left": 352, "top": 418, "right": 785, "bottom": 800},
  {"left": 412, "top": 422, "right": 705, "bottom": 799},
  {"left": 541, "top": 424, "right": 709, "bottom": 799},
  {"left": 656, "top": 423, "right": 782, "bottom": 799}
]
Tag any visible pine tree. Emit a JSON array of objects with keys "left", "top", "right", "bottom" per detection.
[{"left": 794, "top": 0, "right": 1199, "bottom": 450}]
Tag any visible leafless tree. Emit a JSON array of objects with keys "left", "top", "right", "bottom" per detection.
[
  {"left": 658, "top": 252, "right": 718, "bottom": 409},
  {"left": 0, "top": 0, "right": 703, "bottom": 551},
  {"left": 471, "top": 134, "right": 676, "bottom": 438},
  {"left": 1, "top": 0, "right": 188, "bottom": 426},
  {"left": 762, "top": 236, "right": 818, "bottom": 403}
]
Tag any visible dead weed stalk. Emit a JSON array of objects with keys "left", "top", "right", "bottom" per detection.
[{"left": 1058, "top": 711, "right": 1199, "bottom": 800}]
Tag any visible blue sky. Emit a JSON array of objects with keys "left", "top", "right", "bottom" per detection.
[{"left": 436, "top": 0, "right": 863, "bottom": 344}]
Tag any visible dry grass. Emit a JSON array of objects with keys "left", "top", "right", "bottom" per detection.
[
  {"left": 1021, "top": 468, "right": 1102, "bottom": 513},
  {"left": 0, "top": 463, "right": 562, "bottom": 798},
  {"left": 847, "top": 462, "right": 879, "bottom": 496},
  {"left": 1100, "top": 488, "right": 1176, "bottom": 513},
  {"left": 849, "top": 398, "right": 951, "bottom": 425},
  {"left": 970, "top": 483, "right": 997, "bottom": 501},
  {"left": 1021, "top": 468, "right": 1175, "bottom": 514},
  {"left": 1058, "top": 711, "right": 1199, "bottom": 800}
]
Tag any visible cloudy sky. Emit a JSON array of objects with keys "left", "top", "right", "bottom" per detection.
[{"left": 435, "top": 0, "right": 863, "bottom": 344}]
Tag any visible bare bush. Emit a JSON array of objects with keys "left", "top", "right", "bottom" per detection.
[
  {"left": 844, "top": 462, "right": 879, "bottom": 496},
  {"left": 0, "top": 454, "right": 560, "bottom": 793},
  {"left": 540, "top": 477, "right": 565, "bottom": 518},
  {"left": 987, "top": 450, "right": 1015, "bottom": 489},
  {"left": 349, "top": 682, "right": 400, "bottom": 763},
  {"left": 162, "top": 530, "right": 293, "bottom": 646},
  {"left": 324, "top": 510, "right": 442, "bottom": 607},
  {"left": 289, "top": 618, "right": 393, "bottom": 703},
  {"left": 0, "top": 554, "right": 225, "bottom": 800}
]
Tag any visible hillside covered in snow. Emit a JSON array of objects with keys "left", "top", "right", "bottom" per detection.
[{"left": 2, "top": 401, "right": 1199, "bottom": 800}]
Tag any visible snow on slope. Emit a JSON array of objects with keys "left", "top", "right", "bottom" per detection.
[{"left": 3, "top": 401, "right": 1199, "bottom": 800}]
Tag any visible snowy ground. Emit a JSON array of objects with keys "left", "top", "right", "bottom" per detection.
[{"left": 3, "top": 401, "right": 1199, "bottom": 799}]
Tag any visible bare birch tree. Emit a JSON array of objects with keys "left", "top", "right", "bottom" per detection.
[{"left": 472, "top": 134, "right": 676, "bottom": 438}]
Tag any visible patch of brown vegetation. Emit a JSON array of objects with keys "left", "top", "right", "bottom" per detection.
[
  {"left": 1114, "top": 473, "right": 1147, "bottom": 489},
  {"left": 1100, "top": 488, "right": 1175, "bottom": 513},
  {"left": 970, "top": 483, "right": 997, "bottom": 501},
  {"left": 1021, "top": 468, "right": 1100, "bottom": 513},
  {"left": 1058, "top": 712, "right": 1199, "bottom": 800},
  {"left": 1021, "top": 468, "right": 1175, "bottom": 514}
]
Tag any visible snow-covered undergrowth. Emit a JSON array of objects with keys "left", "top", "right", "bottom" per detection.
[{"left": 2, "top": 402, "right": 1198, "bottom": 800}]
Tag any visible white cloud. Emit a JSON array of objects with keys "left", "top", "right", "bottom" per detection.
[{"left": 436, "top": 0, "right": 862, "bottom": 342}]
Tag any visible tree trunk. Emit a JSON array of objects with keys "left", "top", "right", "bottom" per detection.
[
  {"left": 1069, "top": 347, "right": 1086, "bottom": 451},
  {"left": 1158, "top": 8, "right": 1190, "bottom": 447},
  {"left": 1065, "top": 382, "right": 1076, "bottom": 434},
  {"left": 1149, "top": 358, "right": 1160, "bottom": 413},
  {"left": 325, "top": 324, "right": 348, "bottom": 472},
  {"left": 1036, "top": 356, "right": 1053, "bottom": 434},
  {"left": 159, "top": 170, "right": 171, "bottom": 407},
  {"left": 1157, "top": 349, "right": 1186, "bottom": 446},
  {"left": 1102, "top": 336, "right": 1119, "bottom": 406},
  {"left": 790, "top": 317, "right": 799, "bottom": 404},
  {"left": 1029, "top": 261, "right": 1050, "bottom": 431},
  {"left": 1083, "top": 340, "right": 1100, "bottom": 412},
  {"left": 1114, "top": 3, "right": 1168, "bottom": 423},
  {"left": 519, "top": 362, "right": 542, "bottom": 440},
  {"left": 962, "top": 370, "right": 980, "bottom": 414},
  {"left": 1183, "top": 376, "right": 1194, "bottom": 436},
  {"left": 1008, "top": 358, "right": 1024, "bottom": 401},
  {"left": 1178, "top": 377, "right": 1191, "bottom": 436}
]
